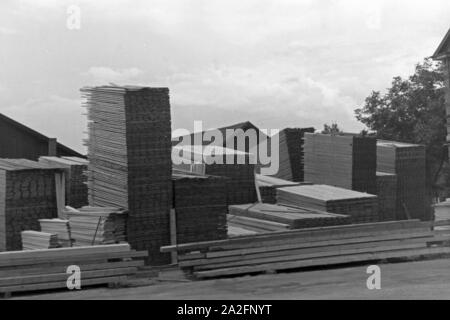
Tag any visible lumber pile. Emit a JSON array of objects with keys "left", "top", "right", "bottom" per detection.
[
  {"left": 161, "top": 220, "right": 450, "bottom": 279},
  {"left": 227, "top": 214, "right": 290, "bottom": 233},
  {"left": 0, "top": 244, "right": 146, "bottom": 296},
  {"left": 376, "top": 172, "right": 397, "bottom": 221},
  {"left": 39, "top": 156, "right": 88, "bottom": 208},
  {"left": 256, "top": 174, "right": 309, "bottom": 204},
  {"left": 276, "top": 184, "right": 379, "bottom": 223},
  {"left": 39, "top": 219, "right": 71, "bottom": 247},
  {"left": 377, "top": 140, "right": 428, "bottom": 220},
  {"left": 82, "top": 86, "right": 172, "bottom": 264},
  {"left": 304, "top": 133, "right": 377, "bottom": 194},
  {"left": 172, "top": 171, "right": 228, "bottom": 244},
  {"left": 0, "top": 159, "right": 61, "bottom": 251},
  {"left": 229, "top": 203, "right": 351, "bottom": 229},
  {"left": 271, "top": 127, "right": 315, "bottom": 182},
  {"left": 21, "top": 231, "right": 59, "bottom": 250},
  {"left": 65, "top": 207, "right": 127, "bottom": 246}
]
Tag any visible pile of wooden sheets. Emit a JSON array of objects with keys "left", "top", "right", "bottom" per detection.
[
  {"left": 229, "top": 203, "right": 351, "bottom": 230},
  {"left": 82, "top": 86, "right": 173, "bottom": 264},
  {"left": 304, "top": 133, "right": 377, "bottom": 194},
  {"left": 256, "top": 174, "right": 306, "bottom": 204},
  {"left": 39, "top": 156, "right": 88, "bottom": 208},
  {"left": 276, "top": 184, "right": 379, "bottom": 223},
  {"left": 377, "top": 140, "right": 428, "bottom": 221},
  {"left": 376, "top": 172, "right": 397, "bottom": 221},
  {"left": 39, "top": 219, "right": 71, "bottom": 247},
  {"left": 0, "top": 159, "right": 60, "bottom": 251},
  {"left": 271, "top": 127, "right": 315, "bottom": 182},
  {"left": 21, "top": 231, "right": 59, "bottom": 250},
  {"left": 172, "top": 171, "right": 228, "bottom": 244},
  {"left": 66, "top": 206, "right": 127, "bottom": 246}
]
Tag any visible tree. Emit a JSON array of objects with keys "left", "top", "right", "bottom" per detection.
[
  {"left": 322, "top": 122, "right": 343, "bottom": 134},
  {"left": 355, "top": 58, "right": 447, "bottom": 198}
]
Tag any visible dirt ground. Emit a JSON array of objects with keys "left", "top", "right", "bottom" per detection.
[{"left": 16, "top": 258, "right": 450, "bottom": 300}]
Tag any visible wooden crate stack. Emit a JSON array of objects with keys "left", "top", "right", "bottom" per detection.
[
  {"left": 82, "top": 86, "right": 172, "bottom": 264},
  {"left": 376, "top": 172, "right": 397, "bottom": 221},
  {"left": 39, "top": 156, "right": 88, "bottom": 208},
  {"left": 276, "top": 184, "right": 379, "bottom": 223},
  {"left": 172, "top": 171, "right": 228, "bottom": 244},
  {"left": 377, "top": 140, "right": 428, "bottom": 221},
  {"left": 271, "top": 127, "right": 315, "bottom": 182},
  {"left": 304, "top": 133, "right": 377, "bottom": 194},
  {"left": 0, "top": 159, "right": 60, "bottom": 251}
]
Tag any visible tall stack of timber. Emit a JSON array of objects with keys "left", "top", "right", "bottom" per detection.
[
  {"left": 173, "top": 145, "right": 256, "bottom": 205},
  {"left": 162, "top": 220, "right": 450, "bottom": 279},
  {"left": 271, "top": 127, "right": 315, "bottom": 182},
  {"left": 82, "top": 86, "right": 172, "bottom": 264},
  {"left": 304, "top": 133, "right": 377, "bottom": 194},
  {"left": 0, "top": 244, "right": 147, "bottom": 296},
  {"left": 376, "top": 172, "right": 397, "bottom": 221},
  {"left": 377, "top": 140, "right": 427, "bottom": 221},
  {"left": 0, "top": 159, "right": 61, "bottom": 251},
  {"left": 256, "top": 174, "right": 308, "bottom": 204},
  {"left": 172, "top": 171, "right": 228, "bottom": 244},
  {"left": 39, "top": 156, "right": 88, "bottom": 208},
  {"left": 277, "top": 184, "right": 379, "bottom": 223}
]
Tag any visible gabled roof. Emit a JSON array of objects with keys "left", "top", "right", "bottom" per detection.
[
  {"left": 0, "top": 113, "right": 84, "bottom": 158},
  {"left": 433, "top": 28, "right": 450, "bottom": 59}
]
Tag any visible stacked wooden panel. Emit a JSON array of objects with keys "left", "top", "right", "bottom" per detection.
[
  {"left": 162, "top": 220, "right": 450, "bottom": 279},
  {"left": 21, "top": 231, "right": 59, "bottom": 250},
  {"left": 39, "top": 219, "right": 71, "bottom": 247},
  {"left": 66, "top": 207, "right": 127, "bottom": 246},
  {"left": 276, "top": 185, "right": 379, "bottom": 223},
  {"left": 229, "top": 203, "right": 351, "bottom": 230},
  {"left": 377, "top": 140, "right": 427, "bottom": 220},
  {"left": 376, "top": 172, "right": 397, "bottom": 221},
  {"left": 0, "top": 244, "right": 146, "bottom": 296},
  {"left": 271, "top": 127, "right": 315, "bottom": 182},
  {"left": 0, "top": 159, "right": 60, "bottom": 251},
  {"left": 172, "top": 171, "right": 228, "bottom": 244},
  {"left": 304, "top": 133, "right": 377, "bottom": 194},
  {"left": 82, "top": 86, "right": 172, "bottom": 264},
  {"left": 256, "top": 174, "right": 308, "bottom": 204},
  {"left": 39, "top": 156, "right": 88, "bottom": 208}
]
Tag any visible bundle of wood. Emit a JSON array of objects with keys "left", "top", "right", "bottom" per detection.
[
  {"left": 229, "top": 203, "right": 351, "bottom": 230},
  {"left": 21, "top": 231, "right": 59, "bottom": 250},
  {"left": 82, "top": 86, "right": 172, "bottom": 264},
  {"left": 277, "top": 184, "right": 379, "bottom": 223},
  {"left": 0, "top": 244, "right": 147, "bottom": 297},
  {"left": 39, "top": 219, "right": 71, "bottom": 247},
  {"left": 66, "top": 207, "right": 127, "bottom": 246},
  {"left": 172, "top": 171, "right": 228, "bottom": 244},
  {"left": 162, "top": 220, "right": 450, "bottom": 279},
  {"left": 0, "top": 159, "right": 60, "bottom": 251},
  {"left": 256, "top": 174, "right": 307, "bottom": 204},
  {"left": 377, "top": 140, "right": 428, "bottom": 221},
  {"left": 39, "top": 156, "right": 88, "bottom": 209},
  {"left": 271, "top": 127, "right": 315, "bottom": 182},
  {"left": 227, "top": 214, "right": 290, "bottom": 233},
  {"left": 376, "top": 172, "right": 397, "bottom": 221},
  {"left": 304, "top": 133, "right": 377, "bottom": 194}
]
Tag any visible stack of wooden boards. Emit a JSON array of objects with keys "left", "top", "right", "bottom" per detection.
[
  {"left": 376, "top": 172, "right": 397, "bottom": 221},
  {"left": 256, "top": 174, "right": 309, "bottom": 204},
  {"left": 0, "top": 159, "right": 61, "bottom": 251},
  {"left": 0, "top": 244, "right": 147, "bottom": 296},
  {"left": 162, "top": 220, "right": 450, "bottom": 279},
  {"left": 21, "top": 231, "right": 59, "bottom": 250},
  {"left": 276, "top": 184, "right": 379, "bottom": 223},
  {"left": 377, "top": 140, "right": 427, "bottom": 221},
  {"left": 39, "top": 156, "right": 88, "bottom": 208},
  {"left": 172, "top": 171, "right": 228, "bottom": 244},
  {"left": 271, "top": 127, "right": 315, "bottom": 182},
  {"left": 229, "top": 203, "right": 351, "bottom": 231},
  {"left": 82, "top": 86, "right": 172, "bottom": 264},
  {"left": 66, "top": 206, "right": 127, "bottom": 246},
  {"left": 39, "top": 219, "right": 71, "bottom": 247},
  {"left": 304, "top": 133, "right": 377, "bottom": 194}
]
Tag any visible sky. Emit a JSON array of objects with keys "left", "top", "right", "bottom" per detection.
[{"left": 0, "top": 0, "right": 449, "bottom": 153}]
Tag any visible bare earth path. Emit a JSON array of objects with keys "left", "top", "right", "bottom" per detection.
[{"left": 16, "top": 258, "right": 450, "bottom": 300}]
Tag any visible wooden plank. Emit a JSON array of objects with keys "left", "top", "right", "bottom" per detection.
[{"left": 170, "top": 209, "right": 178, "bottom": 264}]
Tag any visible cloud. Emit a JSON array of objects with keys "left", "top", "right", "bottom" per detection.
[
  {"left": 85, "top": 67, "right": 144, "bottom": 84},
  {"left": 0, "top": 26, "right": 17, "bottom": 35}
]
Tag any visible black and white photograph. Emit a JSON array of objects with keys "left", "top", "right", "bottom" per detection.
[{"left": 0, "top": 0, "right": 450, "bottom": 307}]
